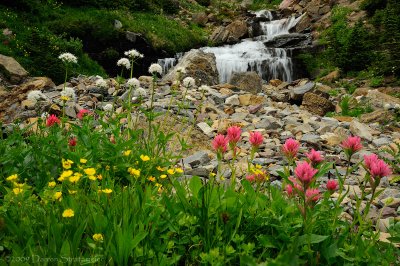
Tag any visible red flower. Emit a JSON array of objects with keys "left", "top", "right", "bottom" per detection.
[
  {"left": 294, "top": 161, "right": 318, "bottom": 185},
  {"left": 68, "top": 137, "right": 77, "bottom": 147},
  {"left": 227, "top": 126, "right": 241, "bottom": 145},
  {"left": 282, "top": 138, "right": 300, "bottom": 159},
  {"left": 286, "top": 184, "right": 294, "bottom": 196},
  {"left": 306, "top": 149, "right": 323, "bottom": 164},
  {"left": 341, "top": 136, "right": 362, "bottom": 155},
  {"left": 77, "top": 109, "right": 90, "bottom": 120},
  {"left": 370, "top": 159, "right": 391, "bottom": 179},
  {"left": 326, "top": 179, "right": 338, "bottom": 192},
  {"left": 212, "top": 134, "right": 228, "bottom": 153},
  {"left": 306, "top": 188, "right": 321, "bottom": 202},
  {"left": 46, "top": 114, "right": 60, "bottom": 127},
  {"left": 249, "top": 131, "right": 263, "bottom": 148}
]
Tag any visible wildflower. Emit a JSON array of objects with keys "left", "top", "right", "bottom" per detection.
[
  {"left": 305, "top": 149, "right": 323, "bottom": 164},
  {"left": 198, "top": 85, "right": 210, "bottom": 92},
  {"left": 212, "top": 134, "right": 228, "bottom": 153},
  {"left": 13, "top": 188, "right": 23, "bottom": 195},
  {"left": 134, "top": 87, "right": 147, "bottom": 97},
  {"left": 117, "top": 58, "right": 131, "bottom": 69},
  {"left": 101, "top": 189, "right": 112, "bottom": 194},
  {"left": 48, "top": 181, "right": 56, "bottom": 188},
  {"left": 84, "top": 168, "right": 96, "bottom": 176},
  {"left": 103, "top": 104, "right": 113, "bottom": 112},
  {"left": 157, "top": 166, "right": 165, "bottom": 171},
  {"left": 62, "top": 208, "right": 74, "bottom": 218},
  {"left": 227, "top": 126, "right": 241, "bottom": 145},
  {"left": 62, "top": 159, "right": 74, "bottom": 169},
  {"left": 148, "top": 63, "right": 162, "bottom": 75},
  {"left": 95, "top": 78, "right": 107, "bottom": 88},
  {"left": 182, "top": 77, "right": 196, "bottom": 88},
  {"left": 246, "top": 174, "right": 256, "bottom": 182},
  {"left": 326, "top": 179, "right": 339, "bottom": 192},
  {"left": 126, "top": 78, "right": 140, "bottom": 88},
  {"left": 93, "top": 233, "right": 104, "bottom": 242},
  {"left": 160, "top": 174, "right": 167, "bottom": 179},
  {"left": 282, "top": 138, "right": 300, "bottom": 159},
  {"left": 128, "top": 167, "right": 140, "bottom": 177},
  {"left": 68, "top": 137, "right": 77, "bottom": 147},
  {"left": 46, "top": 114, "right": 60, "bottom": 127},
  {"left": 6, "top": 174, "right": 18, "bottom": 181},
  {"left": 60, "top": 87, "right": 76, "bottom": 101},
  {"left": 53, "top": 191, "right": 62, "bottom": 201},
  {"left": 249, "top": 131, "right": 263, "bottom": 148},
  {"left": 363, "top": 154, "right": 379, "bottom": 170},
  {"left": 80, "top": 158, "right": 87, "bottom": 164},
  {"left": 294, "top": 161, "right": 318, "bottom": 185},
  {"left": 59, "top": 52, "right": 77, "bottom": 64},
  {"left": 123, "top": 150, "right": 132, "bottom": 156},
  {"left": 77, "top": 109, "right": 90, "bottom": 120},
  {"left": 58, "top": 170, "right": 73, "bottom": 181},
  {"left": 60, "top": 95, "right": 70, "bottom": 102},
  {"left": 140, "top": 155, "right": 150, "bottom": 161},
  {"left": 167, "top": 169, "right": 175, "bottom": 175},
  {"left": 285, "top": 184, "right": 294, "bottom": 196},
  {"left": 370, "top": 159, "right": 391, "bottom": 179},
  {"left": 69, "top": 173, "right": 82, "bottom": 183},
  {"left": 148, "top": 176, "right": 156, "bottom": 182},
  {"left": 97, "top": 174, "right": 103, "bottom": 180},
  {"left": 288, "top": 176, "right": 303, "bottom": 192},
  {"left": 175, "top": 167, "right": 184, "bottom": 174},
  {"left": 341, "top": 136, "right": 363, "bottom": 156},
  {"left": 27, "top": 90, "right": 46, "bottom": 103},
  {"left": 306, "top": 188, "right": 321, "bottom": 202},
  {"left": 68, "top": 190, "right": 77, "bottom": 195},
  {"left": 124, "top": 49, "right": 144, "bottom": 59}
]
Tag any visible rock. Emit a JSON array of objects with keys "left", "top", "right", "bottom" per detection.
[
  {"left": 264, "top": 33, "right": 312, "bottom": 48},
  {"left": 349, "top": 120, "right": 373, "bottom": 142},
  {"left": 225, "top": 94, "right": 240, "bottom": 106},
  {"left": 269, "top": 79, "right": 282, "bottom": 87},
  {"left": 248, "top": 104, "right": 263, "bottom": 114},
  {"left": 230, "top": 72, "right": 262, "bottom": 94},
  {"left": 360, "top": 110, "right": 394, "bottom": 124},
  {"left": 377, "top": 218, "right": 391, "bottom": 232},
  {"left": 279, "top": 0, "right": 296, "bottom": 10},
  {"left": 295, "top": 14, "right": 312, "bottom": 33},
  {"left": 366, "top": 89, "right": 400, "bottom": 109},
  {"left": 183, "top": 151, "right": 210, "bottom": 168},
  {"left": 238, "top": 94, "right": 265, "bottom": 106},
  {"left": 114, "top": 20, "right": 122, "bottom": 29},
  {"left": 372, "top": 137, "right": 391, "bottom": 147},
  {"left": 192, "top": 12, "right": 208, "bottom": 26},
  {"left": 320, "top": 70, "right": 340, "bottom": 83},
  {"left": 290, "top": 82, "right": 315, "bottom": 102},
  {"left": 0, "top": 54, "right": 28, "bottom": 84},
  {"left": 163, "top": 50, "right": 219, "bottom": 86},
  {"left": 210, "top": 19, "right": 248, "bottom": 45},
  {"left": 302, "top": 91, "right": 334, "bottom": 116},
  {"left": 197, "top": 122, "right": 214, "bottom": 136}
]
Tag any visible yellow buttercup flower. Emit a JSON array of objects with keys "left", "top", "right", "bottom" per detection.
[
  {"left": 62, "top": 159, "right": 74, "bottom": 169},
  {"left": 175, "top": 167, "right": 184, "bottom": 174},
  {"left": 167, "top": 169, "right": 175, "bottom": 175},
  {"left": 80, "top": 158, "right": 87, "bottom": 164},
  {"left": 123, "top": 150, "right": 132, "bottom": 156},
  {"left": 93, "top": 233, "right": 104, "bottom": 242},
  {"left": 101, "top": 189, "right": 112, "bottom": 194},
  {"left": 148, "top": 176, "right": 156, "bottom": 182},
  {"left": 160, "top": 174, "right": 167, "bottom": 179},
  {"left": 97, "top": 174, "right": 103, "bottom": 180},
  {"left": 84, "top": 168, "right": 96, "bottom": 176},
  {"left": 69, "top": 173, "right": 82, "bottom": 183},
  {"left": 255, "top": 164, "right": 262, "bottom": 169},
  {"left": 6, "top": 174, "right": 18, "bottom": 181},
  {"left": 128, "top": 167, "right": 140, "bottom": 177},
  {"left": 88, "top": 175, "right": 97, "bottom": 181},
  {"left": 62, "top": 208, "right": 74, "bottom": 218},
  {"left": 68, "top": 190, "right": 77, "bottom": 195},
  {"left": 58, "top": 170, "right": 73, "bottom": 181},
  {"left": 53, "top": 191, "right": 62, "bottom": 201},
  {"left": 140, "top": 155, "right": 150, "bottom": 162},
  {"left": 60, "top": 95, "right": 70, "bottom": 101},
  {"left": 13, "top": 182, "right": 25, "bottom": 188},
  {"left": 48, "top": 181, "right": 56, "bottom": 188},
  {"left": 13, "top": 188, "right": 23, "bottom": 195},
  {"left": 156, "top": 166, "right": 165, "bottom": 171}
]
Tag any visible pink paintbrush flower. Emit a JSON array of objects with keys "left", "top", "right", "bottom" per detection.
[
  {"left": 227, "top": 126, "right": 241, "bottom": 145},
  {"left": 306, "top": 149, "right": 323, "bottom": 164},
  {"left": 46, "top": 114, "right": 60, "bottom": 127},
  {"left": 341, "top": 136, "right": 362, "bottom": 155},
  {"left": 282, "top": 138, "right": 300, "bottom": 159},
  {"left": 249, "top": 131, "right": 264, "bottom": 148},
  {"left": 294, "top": 161, "right": 318, "bottom": 185},
  {"left": 306, "top": 188, "right": 321, "bottom": 202},
  {"left": 77, "top": 109, "right": 90, "bottom": 120},
  {"left": 326, "top": 179, "right": 339, "bottom": 192},
  {"left": 212, "top": 134, "right": 228, "bottom": 153}
]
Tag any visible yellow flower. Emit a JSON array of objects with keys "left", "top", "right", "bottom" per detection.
[
  {"left": 156, "top": 166, "right": 165, "bottom": 171},
  {"left": 105, "top": 165, "right": 110, "bottom": 171},
  {"left": 148, "top": 176, "right": 156, "bottom": 182},
  {"left": 160, "top": 174, "right": 167, "bottom": 179},
  {"left": 174, "top": 167, "right": 184, "bottom": 174},
  {"left": 62, "top": 159, "right": 74, "bottom": 169},
  {"left": 155, "top": 183, "right": 163, "bottom": 193},
  {"left": 101, "top": 189, "right": 112, "bottom": 194},
  {"left": 210, "top": 173, "right": 216, "bottom": 177},
  {"left": 123, "top": 150, "right": 132, "bottom": 156},
  {"left": 68, "top": 190, "right": 77, "bottom": 195},
  {"left": 48, "top": 181, "right": 56, "bottom": 188},
  {"left": 128, "top": 167, "right": 140, "bottom": 177},
  {"left": 13, "top": 182, "right": 25, "bottom": 188},
  {"left": 167, "top": 169, "right": 175, "bottom": 175},
  {"left": 80, "top": 158, "right": 87, "bottom": 164},
  {"left": 53, "top": 191, "right": 62, "bottom": 201},
  {"left": 93, "top": 233, "right": 104, "bottom": 242},
  {"left": 6, "top": 174, "right": 18, "bottom": 181},
  {"left": 255, "top": 164, "right": 262, "bottom": 169},
  {"left": 155, "top": 183, "right": 162, "bottom": 187},
  {"left": 88, "top": 175, "right": 97, "bottom": 181},
  {"left": 69, "top": 173, "right": 82, "bottom": 183},
  {"left": 60, "top": 95, "right": 70, "bottom": 101},
  {"left": 58, "top": 170, "right": 73, "bottom": 181},
  {"left": 140, "top": 155, "right": 150, "bottom": 161},
  {"left": 13, "top": 188, "right": 23, "bottom": 195},
  {"left": 97, "top": 174, "right": 103, "bottom": 180},
  {"left": 84, "top": 168, "right": 96, "bottom": 176},
  {"left": 62, "top": 208, "right": 74, "bottom": 218}
]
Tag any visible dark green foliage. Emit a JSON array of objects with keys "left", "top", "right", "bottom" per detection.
[
  {"left": 360, "top": 0, "right": 387, "bottom": 16},
  {"left": 196, "top": 0, "right": 211, "bottom": 7}
]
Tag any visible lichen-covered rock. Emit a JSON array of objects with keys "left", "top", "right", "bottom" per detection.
[
  {"left": 0, "top": 54, "right": 28, "bottom": 84},
  {"left": 229, "top": 71, "right": 262, "bottom": 94},
  {"left": 302, "top": 90, "right": 334, "bottom": 116}
]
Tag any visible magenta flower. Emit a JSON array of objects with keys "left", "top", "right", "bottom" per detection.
[
  {"left": 227, "top": 126, "right": 241, "bottom": 145},
  {"left": 370, "top": 159, "right": 391, "bottom": 179},
  {"left": 46, "top": 114, "right": 60, "bottom": 127},
  {"left": 212, "top": 134, "right": 228, "bottom": 153},
  {"left": 294, "top": 161, "right": 318, "bottom": 185},
  {"left": 68, "top": 137, "right": 77, "bottom": 147},
  {"left": 288, "top": 176, "right": 303, "bottom": 192},
  {"left": 246, "top": 174, "right": 255, "bottom": 182},
  {"left": 326, "top": 179, "right": 339, "bottom": 192},
  {"left": 286, "top": 184, "right": 294, "bottom": 196},
  {"left": 364, "top": 154, "right": 379, "bottom": 170},
  {"left": 77, "top": 109, "right": 90, "bottom": 120},
  {"left": 341, "top": 136, "right": 363, "bottom": 155},
  {"left": 306, "top": 188, "right": 321, "bottom": 202},
  {"left": 306, "top": 149, "right": 323, "bottom": 164},
  {"left": 282, "top": 138, "right": 300, "bottom": 159},
  {"left": 249, "top": 131, "right": 264, "bottom": 148}
]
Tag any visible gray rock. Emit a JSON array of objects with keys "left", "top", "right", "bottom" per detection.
[
  {"left": 0, "top": 54, "right": 28, "bottom": 84},
  {"left": 183, "top": 151, "right": 210, "bottom": 168},
  {"left": 349, "top": 120, "right": 373, "bottom": 142},
  {"left": 230, "top": 72, "right": 262, "bottom": 94},
  {"left": 290, "top": 82, "right": 315, "bottom": 101},
  {"left": 225, "top": 94, "right": 240, "bottom": 106},
  {"left": 197, "top": 122, "right": 214, "bottom": 136},
  {"left": 372, "top": 137, "right": 391, "bottom": 147}
]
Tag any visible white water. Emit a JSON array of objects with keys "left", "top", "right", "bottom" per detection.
[{"left": 159, "top": 11, "right": 305, "bottom": 83}]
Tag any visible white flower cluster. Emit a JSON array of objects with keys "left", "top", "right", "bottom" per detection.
[
  {"left": 148, "top": 63, "right": 162, "bottom": 75},
  {"left": 60, "top": 87, "right": 76, "bottom": 101},
  {"left": 134, "top": 87, "right": 147, "bottom": 97},
  {"left": 96, "top": 78, "right": 107, "bottom": 88},
  {"left": 183, "top": 77, "right": 196, "bottom": 88},
  {"left": 124, "top": 49, "right": 144, "bottom": 59},
  {"left": 103, "top": 103, "right": 113, "bottom": 111},
  {"left": 27, "top": 90, "right": 46, "bottom": 103},
  {"left": 117, "top": 58, "right": 131, "bottom": 70},
  {"left": 58, "top": 53, "right": 77, "bottom": 64},
  {"left": 126, "top": 78, "right": 140, "bottom": 88},
  {"left": 199, "top": 85, "right": 210, "bottom": 92}
]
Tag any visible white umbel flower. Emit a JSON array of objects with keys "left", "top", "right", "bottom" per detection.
[
  {"left": 199, "top": 85, "right": 210, "bottom": 91},
  {"left": 134, "top": 87, "right": 147, "bottom": 97},
  {"left": 27, "top": 90, "right": 46, "bottom": 103},
  {"left": 96, "top": 78, "right": 107, "bottom": 88},
  {"left": 148, "top": 63, "right": 162, "bottom": 75},
  {"left": 126, "top": 78, "right": 140, "bottom": 88},
  {"left": 58, "top": 53, "right": 77, "bottom": 64},
  {"left": 60, "top": 87, "right": 76, "bottom": 101},
  {"left": 183, "top": 77, "right": 196, "bottom": 88},
  {"left": 103, "top": 103, "right": 113, "bottom": 111},
  {"left": 117, "top": 58, "right": 131, "bottom": 70},
  {"left": 124, "top": 49, "right": 144, "bottom": 59}
]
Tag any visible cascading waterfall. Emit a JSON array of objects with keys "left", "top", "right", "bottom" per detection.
[{"left": 158, "top": 11, "right": 305, "bottom": 83}]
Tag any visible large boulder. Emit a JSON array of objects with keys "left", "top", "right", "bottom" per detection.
[
  {"left": 210, "top": 19, "right": 248, "bottom": 45},
  {"left": 229, "top": 72, "right": 262, "bottom": 94},
  {"left": 290, "top": 81, "right": 315, "bottom": 102},
  {"left": 365, "top": 89, "right": 400, "bottom": 109},
  {"left": 0, "top": 54, "right": 28, "bottom": 84},
  {"left": 302, "top": 90, "right": 334, "bottom": 116},
  {"left": 162, "top": 50, "right": 219, "bottom": 86}
]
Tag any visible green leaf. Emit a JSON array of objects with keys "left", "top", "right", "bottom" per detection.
[
  {"left": 189, "top": 176, "right": 203, "bottom": 199},
  {"left": 298, "top": 234, "right": 329, "bottom": 245},
  {"left": 131, "top": 232, "right": 148, "bottom": 250},
  {"left": 60, "top": 240, "right": 71, "bottom": 257}
]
